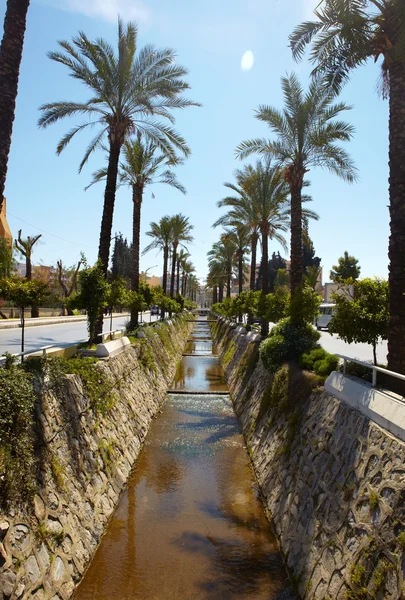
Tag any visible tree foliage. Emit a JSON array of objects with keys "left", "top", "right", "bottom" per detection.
[
  {"left": 67, "top": 262, "right": 110, "bottom": 343},
  {"left": 330, "top": 251, "right": 361, "bottom": 282},
  {"left": 329, "top": 277, "right": 388, "bottom": 364}
]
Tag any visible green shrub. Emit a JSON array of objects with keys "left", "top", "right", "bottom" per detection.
[
  {"left": 260, "top": 318, "right": 320, "bottom": 373},
  {"left": 0, "top": 367, "right": 36, "bottom": 507},
  {"left": 300, "top": 348, "right": 339, "bottom": 377},
  {"left": 260, "top": 335, "right": 289, "bottom": 373},
  {"left": 300, "top": 348, "right": 327, "bottom": 370},
  {"left": 313, "top": 354, "right": 339, "bottom": 377}
]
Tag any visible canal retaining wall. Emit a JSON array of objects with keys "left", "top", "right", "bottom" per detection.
[
  {"left": 211, "top": 317, "right": 405, "bottom": 600},
  {"left": 0, "top": 316, "right": 192, "bottom": 600}
]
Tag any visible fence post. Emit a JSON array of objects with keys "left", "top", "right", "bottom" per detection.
[
  {"left": 343, "top": 358, "right": 347, "bottom": 374},
  {"left": 372, "top": 368, "right": 377, "bottom": 388}
]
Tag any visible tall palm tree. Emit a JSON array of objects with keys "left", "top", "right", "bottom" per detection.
[
  {"left": 89, "top": 137, "right": 185, "bottom": 329},
  {"left": 208, "top": 237, "right": 238, "bottom": 298},
  {"left": 39, "top": 19, "right": 197, "bottom": 279},
  {"left": 176, "top": 249, "right": 190, "bottom": 296},
  {"left": 290, "top": 0, "right": 405, "bottom": 371},
  {"left": 143, "top": 216, "right": 173, "bottom": 295},
  {"left": 0, "top": 0, "right": 31, "bottom": 211},
  {"left": 168, "top": 214, "right": 194, "bottom": 298},
  {"left": 222, "top": 227, "right": 250, "bottom": 296},
  {"left": 182, "top": 260, "right": 195, "bottom": 298},
  {"left": 237, "top": 74, "right": 357, "bottom": 323},
  {"left": 215, "top": 159, "right": 291, "bottom": 296}
]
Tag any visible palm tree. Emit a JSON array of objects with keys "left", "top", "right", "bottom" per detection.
[
  {"left": 39, "top": 20, "right": 197, "bottom": 278},
  {"left": 89, "top": 137, "right": 185, "bottom": 329},
  {"left": 143, "top": 216, "right": 173, "bottom": 295},
  {"left": 168, "top": 214, "right": 194, "bottom": 298},
  {"left": 236, "top": 74, "right": 357, "bottom": 323},
  {"left": 176, "top": 249, "right": 190, "bottom": 296},
  {"left": 0, "top": 0, "right": 31, "bottom": 211},
  {"left": 290, "top": 0, "right": 405, "bottom": 371},
  {"left": 223, "top": 227, "right": 250, "bottom": 296},
  {"left": 208, "top": 237, "right": 238, "bottom": 298},
  {"left": 215, "top": 159, "right": 291, "bottom": 296}
]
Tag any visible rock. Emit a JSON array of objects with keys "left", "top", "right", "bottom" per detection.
[
  {"left": 37, "top": 543, "right": 50, "bottom": 571},
  {"left": 15, "top": 582, "right": 25, "bottom": 598},
  {"left": 0, "top": 521, "right": 9, "bottom": 536},
  {"left": 0, "top": 570, "right": 16, "bottom": 596},
  {"left": 9, "top": 524, "right": 30, "bottom": 553},
  {"left": 52, "top": 557, "right": 65, "bottom": 582},
  {"left": 34, "top": 495, "right": 46, "bottom": 521},
  {"left": 26, "top": 555, "right": 41, "bottom": 585}
]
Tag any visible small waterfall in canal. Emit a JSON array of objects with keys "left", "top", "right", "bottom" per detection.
[{"left": 74, "top": 316, "right": 293, "bottom": 599}]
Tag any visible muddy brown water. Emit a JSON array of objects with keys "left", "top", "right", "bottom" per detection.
[{"left": 74, "top": 319, "right": 294, "bottom": 600}]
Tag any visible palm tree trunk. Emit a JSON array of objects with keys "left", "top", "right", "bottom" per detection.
[
  {"left": 238, "top": 251, "right": 243, "bottom": 295},
  {"left": 170, "top": 242, "right": 178, "bottom": 298},
  {"left": 181, "top": 271, "right": 185, "bottom": 295},
  {"left": 226, "top": 274, "right": 231, "bottom": 298},
  {"left": 250, "top": 233, "right": 258, "bottom": 291},
  {"left": 261, "top": 227, "right": 269, "bottom": 295},
  {"left": 95, "top": 138, "right": 122, "bottom": 339},
  {"left": 176, "top": 260, "right": 180, "bottom": 296},
  {"left": 290, "top": 181, "right": 303, "bottom": 324},
  {"left": 0, "top": 0, "right": 30, "bottom": 211},
  {"left": 213, "top": 286, "right": 218, "bottom": 304},
  {"left": 162, "top": 246, "right": 169, "bottom": 295},
  {"left": 219, "top": 285, "right": 224, "bottom": 303},
  {"left": 129, "top": 184, "right": 142, "bottom": 329},
  {"left": 387, "top": 61, "right": 405, "bottom": 376}
]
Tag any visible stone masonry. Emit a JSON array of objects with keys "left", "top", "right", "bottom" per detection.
[
  {"left": 0, "top": 316, "right": 191, "bottom": 600},
  {"left": 212, "top": 317, "right": 405, "bottom": 600}
]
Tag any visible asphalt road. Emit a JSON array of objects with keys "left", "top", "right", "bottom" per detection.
[
  {"left": 0, "top": 312, "right": 160, "bottom": 356},
  {"left": 319, "top": 330, "right": 388, "bottom": 365}
]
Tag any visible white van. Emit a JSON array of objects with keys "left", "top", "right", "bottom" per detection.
[{"left": 316, "top": 303, "right": 336, "bottom": 330}]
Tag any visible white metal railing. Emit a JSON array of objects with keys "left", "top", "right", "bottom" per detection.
[
  {"left": 337, "top": 354, "right": 405, "bottom": 388},
  {"left": 97, "top": 329, "right": 125, "bottom": 342}
]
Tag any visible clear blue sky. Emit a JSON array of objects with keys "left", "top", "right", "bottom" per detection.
[{"left": 1, "top": 0, "right": 389, "bottom": 284}]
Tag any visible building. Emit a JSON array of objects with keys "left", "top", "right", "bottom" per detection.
[{"left": 0, "top": 198, "right": 12, "bottom": 245}]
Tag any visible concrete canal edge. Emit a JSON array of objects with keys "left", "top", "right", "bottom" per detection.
[
  {"left": 211, "top": 316, "right": 405, "bottom": 600},
  {"left": 0, "top": 315, "right": 193, "bottom": 600}
]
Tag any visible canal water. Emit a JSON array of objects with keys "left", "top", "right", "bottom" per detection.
[{"left": 74, "top": 318, "right": 293, "bottom": 600}]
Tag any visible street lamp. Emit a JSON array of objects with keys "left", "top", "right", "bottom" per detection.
[{"left": 143, "top": 265, "right": 158, "bottom": 282}]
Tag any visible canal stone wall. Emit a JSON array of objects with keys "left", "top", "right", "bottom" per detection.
[
  {"left": 211, "top": 317, "right": 405, "bottom": 600},
  {"left": 0, "top": 316, "right": 192, "bottom": 600}
]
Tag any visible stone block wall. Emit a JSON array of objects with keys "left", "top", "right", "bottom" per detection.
[
  {"left": 0, "top": 317, "right": 191, "bottom": 600},
  {"left": 211, "top": 318, "right": 405, "bottom": 600}
]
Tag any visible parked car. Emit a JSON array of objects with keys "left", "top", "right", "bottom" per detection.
[{"left": 150, "top": 305, "right": 160, "bottom": 315}]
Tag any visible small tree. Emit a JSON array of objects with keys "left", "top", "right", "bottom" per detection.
[
  {"left": 329, "top": 278, "right": 388, "bottom": 365},
  {"left": 0, "top": 278, "right": 50, "bottom": 356},
  {"left": 14, "top": 229, "right": 42, "bottom": 317},
  {"left": 106, "top": 277, "right": 128, "bottom": 332},
  {"left": 330, "top": 251, "right": 361, "bottom": 282},
  {"left": 57, "top": 258, "right": 82, "bottom": 315},
  {"left": 67, "top": 262, "right": 110, "bottom": 344}
]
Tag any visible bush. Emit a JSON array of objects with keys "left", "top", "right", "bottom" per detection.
[
  {"left": 300, "top": 348, "right": 339, "bottom": 377},
  {"left": 260, "top": 335, "right": 289, "bottom": 373},
  {"left": 0, "top": 367, "right": 36, "bottom": 507},
  {"left": 260, "top": 318, "right": 320, "bottom": 373}
]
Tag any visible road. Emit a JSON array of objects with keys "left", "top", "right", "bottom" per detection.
[
  {"left": 265, "top": 322, "right": 388, "bottom": 365},
  {"left": 319, "top": 330, "right": 387, "bottom": 365},
  {"left": 0, "top": 312, "right": 159, "bottom": 356}
]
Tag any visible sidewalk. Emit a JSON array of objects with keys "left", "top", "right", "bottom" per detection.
[{"left": 0, "top": 313, "right": 130, "bottom": 330}]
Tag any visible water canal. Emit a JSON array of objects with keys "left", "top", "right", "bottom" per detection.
[{"left": 74, "top": 318, "right": 293, "bottom": 599}]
